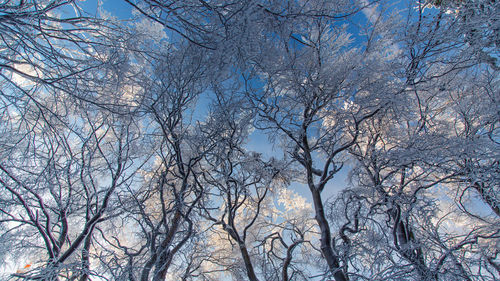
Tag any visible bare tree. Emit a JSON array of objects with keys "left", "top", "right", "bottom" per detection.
[
  {"left": 197, "top": 93, "right": 281, "bottom": 281},
  {"left": 0, "top": 99, "right": 143, "bottom": 279},
  {"left": 89, "top": 42, "right": 215, "bottom": 281},
  {"left": 242, "top": 10, "right": 394, "bottom": 279},
  {"left": 1, "top": 1, "right": 498, "bottom": 280},
  {"left": 340, "top": 4, "right": 500, "bottom": 277}
]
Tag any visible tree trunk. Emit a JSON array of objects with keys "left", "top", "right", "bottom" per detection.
[
  {"left": 311, "top": 189, "right": 349, "bottom": 281},
  {"left": 239, "top": 244, "right": 259, "bottom": 281}
]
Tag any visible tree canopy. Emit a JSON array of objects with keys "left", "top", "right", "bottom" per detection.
[{"left": 0, "top": 0, "right": 498, "bottom": 280}]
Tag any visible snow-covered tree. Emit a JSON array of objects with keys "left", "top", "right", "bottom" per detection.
[{"left": 1, "top": 0, "right": 498, "bottom": 280}]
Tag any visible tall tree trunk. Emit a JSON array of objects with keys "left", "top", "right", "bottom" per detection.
[
  {"left": 239, "top": 244, "right": 259, "bottom": 281},
  {"left": 311, "top": 189, "right": 348, "bottom": 281},
  {"left": 78, "top": 228, "right": 93, "bottom": 281}
]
